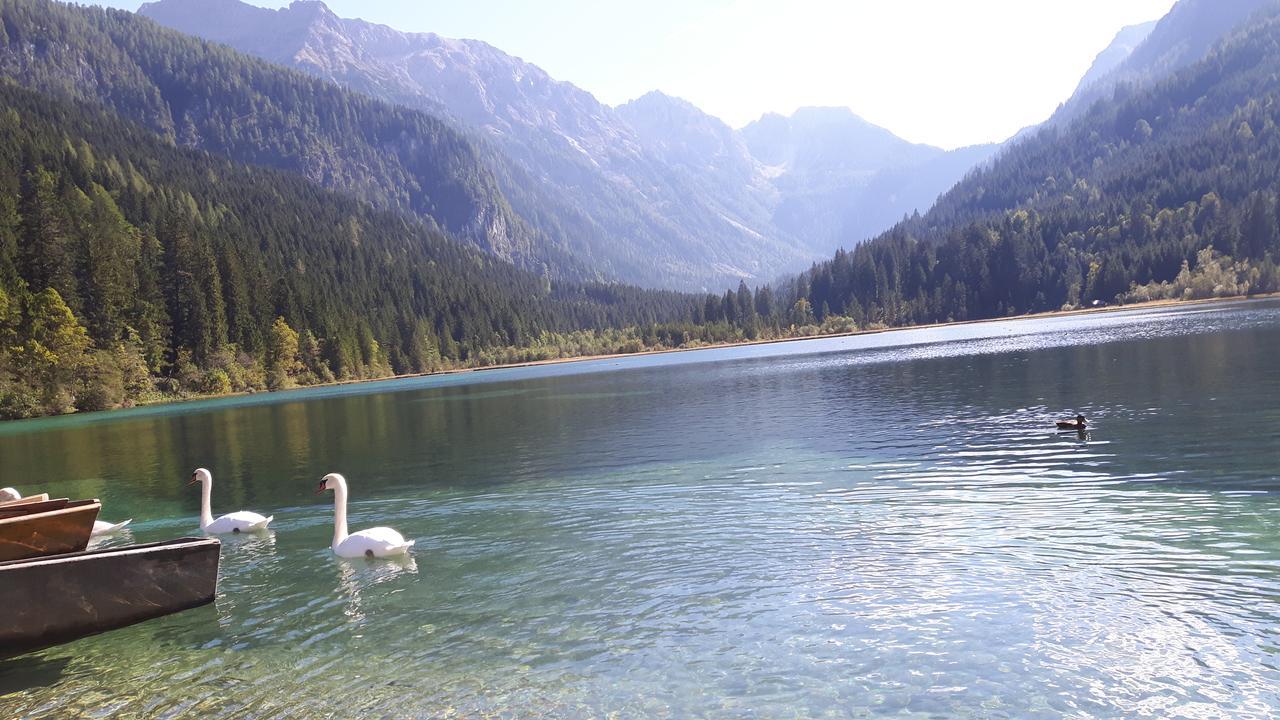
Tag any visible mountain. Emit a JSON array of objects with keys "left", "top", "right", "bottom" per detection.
[
  {"left": 1049, "top": 0, "right": 1273, "bottom": 127},
  {"left": 741, "top": 107, "right": 937, "bottom": 174},
  {"left": 139, "top": 0, "right": 810, "bottom": 290},
  {"left": 785, "top": 0, "right": 1280, "bottom": 328},
  {"left": 0, "top": 76, "right": 706, "bottom": 417},
  {"left": 0, "top": 0, "right": 588, "bottom": 278},
  {"left": 613, "top": 91, "right": 779, "bottom": 251},
  {"left": 739, "top": 107, "right": 999, "bottom": 252},
  {"left": 1073, "top": 21, "right": 1158, "bottom": 93}
]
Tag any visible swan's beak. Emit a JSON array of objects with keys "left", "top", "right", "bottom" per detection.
[
  {"left": 315, "top": 480, "right": 328, "bottom": 494},
  {"left": 186, "top": 473, "right": 198, "bottom": 486}
]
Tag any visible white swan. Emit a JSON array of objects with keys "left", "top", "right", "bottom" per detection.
[
  {"left": 0, "top": 487, "right": 130, "bottom": 533},
  {"left": 316, "top": 473, "right": 413, "bottom": 558},
  {"left": 189, "top": 468, "right": 272, "bottom": 534},
  {"left": 91, "top": 518, "right": 132, "bottom": 535}
]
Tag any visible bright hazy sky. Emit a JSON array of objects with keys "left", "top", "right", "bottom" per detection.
[{"left": 94, "top": 0, "right": 1177, "bottom": 149}]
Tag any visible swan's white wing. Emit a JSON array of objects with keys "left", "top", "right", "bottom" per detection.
[
  {"left": 91, "top": 519, "right": 132, "bottom": 535},
  {"left": 221, "top": 510, "right": 269, "bottom": 525},
  {"left": 336, "top": 527, "right": 413, "bottom": 557},
  {"left": 207, "top": 510, "right": 272, "bottom": 533},
  {"left": 354, "top": 527, "right": 407, "bottom": 545}
]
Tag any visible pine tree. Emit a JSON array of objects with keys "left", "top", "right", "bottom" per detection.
[
  {"left": 82, "top": 183, "right": 140, "bottom": 341},
  {"left": 19, "top": 168, "right": 79, "bottom": 307}
]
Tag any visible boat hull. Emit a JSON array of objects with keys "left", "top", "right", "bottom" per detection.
[{"left": 0, "top": 537, "right": 220, "bottom": 655}]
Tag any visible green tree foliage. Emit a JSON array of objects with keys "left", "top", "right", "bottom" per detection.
[
  {"left": 266, "top": 317, "right": 302, "bottom": 390},
  {"left": 790, "top": 298, "right": 816, "bottom": 327},
  {"left": 0, "top": 0, "right": 585, "bottom": 279},
  {"left": 6, "top": 288, "right": 91, "bottom": 415},
  {"left": 0, "top": 81, "right": 713, "bottom": 418},
  {"left": 778, "top": 8, "right": 1280, "bottom": 327},
  {"left": 5, "top": 0, "right": 1280, "bottom": 419},
  {"left": 1121, "top": 247, "right": 1273, "bottom": 302}
]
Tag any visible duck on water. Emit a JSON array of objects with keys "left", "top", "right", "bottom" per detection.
[{"left": 1056, "top": 414, "right": 1087, "bottom": 430}]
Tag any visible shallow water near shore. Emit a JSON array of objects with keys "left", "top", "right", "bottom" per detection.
[{"left": 3, "top": 299, "right": 1280, "bottom": 718}]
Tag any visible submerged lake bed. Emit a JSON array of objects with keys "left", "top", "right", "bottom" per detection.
[{"left": 3, "top": 300, "right": 1280, "bottom": 718}]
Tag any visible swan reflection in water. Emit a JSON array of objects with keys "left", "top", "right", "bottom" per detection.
[
  {"left": 210, "top": 529, "right": 281, "bottom": 629},
  {"left": 335, "top": 554, "right": 419, "bottom": 623},
  {"left": 216, "top": 527, "right": 278, "bottom": 555}
]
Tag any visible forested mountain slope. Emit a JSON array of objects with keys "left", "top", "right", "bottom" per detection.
[
  {"left": 1072, "top": 21, "right": 1158, "bottom": 95},
  {"left": 0, "top": 81, "right": 700, "bottom": 418},
  {"left": 786, "top": 5, "right": 1280, "bottom": 326},
  {"left": 137, "top": 0, "right": 1004, "bottom": 289},
  {"left": 1047, "top": 0, "right": 1271, "bottom": 128},
  {"left": 0, "top": 0, "right": 590, "bottom": 277},
  {"left": 139, "top": 0, "right": 810, "bottom": 290}
]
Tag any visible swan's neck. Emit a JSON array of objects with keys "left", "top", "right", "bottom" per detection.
[
  {"left": 332, "top": 481, "right": 349, "bottom": 550},
  {"left": 199, "top": 479, "right": 214, "bottom": 529}
]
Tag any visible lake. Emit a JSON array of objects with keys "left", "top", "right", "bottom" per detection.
[{"left": 2, "top": 300, "right": 1280, "bottom": 718}]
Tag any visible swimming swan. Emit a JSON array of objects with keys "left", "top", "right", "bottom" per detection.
[
  {"left": 91, "top": 518, "right": 132, "bottom": 535},
  {"left": 188, "top": 468, "right": 272, "bottom": 534},
  {"left": 0, "top": 487, "right": 130, "bottom": 534},
  {"left": 316, "top": 473, "right": 413, "bottom": 558}
]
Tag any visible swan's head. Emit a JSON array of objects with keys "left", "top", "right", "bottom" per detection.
[
  {"left": 188, "top": 468, "right": 212, "bottom": 486},
  {"left": 0, "top": 487, "right": 20, "bottom": 502},
  {"left": 317, "top": 473, "right": 346, "bottom": 494}
]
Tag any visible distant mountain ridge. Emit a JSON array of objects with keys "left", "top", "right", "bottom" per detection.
[
  {"left": 784, "top": 0, "right": 1280, "bottom": 330},
  {"left": 138, "top": 0, "right": 996, "bottom": 288},
  {"left": 1046, "top": 0, "right": 1273, "bottom": 128},
  {"left": 7, "top": 0, "right": 1277, "bottom": 422},
  {"left": 738, "top": 107, "right": 998, "bottom": 250},
  {"left": 1073, "top": 21, "right": 1158, "bottom": 93},
  {"left": 0, "top": 0, "right": 586, "bottom": 277},
  {"left": 140, "top": 0, "right": 806, "bottom": 290},
  {"left": 741, "top": 107, "right": 936, "bottom": 175}
]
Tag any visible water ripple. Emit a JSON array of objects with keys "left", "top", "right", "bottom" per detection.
[{"left": 5, "top": 300, "right": 1280, "bottom": 717}]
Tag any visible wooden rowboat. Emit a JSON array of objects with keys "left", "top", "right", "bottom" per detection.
[
  {"left": 0, "top": 537, "right": 220, "bottom": 656},
  {"left": 0, "top": 493, "right": 50, "bottom": 507},
  {"left": 0, "top": 498, "right": 73, "bottom": 519},
  {"left": 0, "top": 500, "right": 100, "bottom": 562}
]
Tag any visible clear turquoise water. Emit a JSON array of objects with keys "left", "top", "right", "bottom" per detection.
[{"left": 2, "top": 300, "right": 1280, "bottom": 718}]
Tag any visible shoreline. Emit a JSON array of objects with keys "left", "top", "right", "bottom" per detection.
[
  {"left": 14, "top": 292, "right": 1280, "bottom": 421},
  {"left": 297, "top": 291, "right": 1280, "bottom": 384}
]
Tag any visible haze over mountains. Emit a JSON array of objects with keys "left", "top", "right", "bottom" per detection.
[
  {"left": 1072, "top": 21, "right": 1159, "bottom": 94},
  {"left": 137, "top": 0, "right": 998, "bottom": 290},
  {"left": 1032, "top": 0, "right": 1272, "bottom": 132},
  {"left": 738, "top": 107, "right": 999, "bottom": 258}
]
